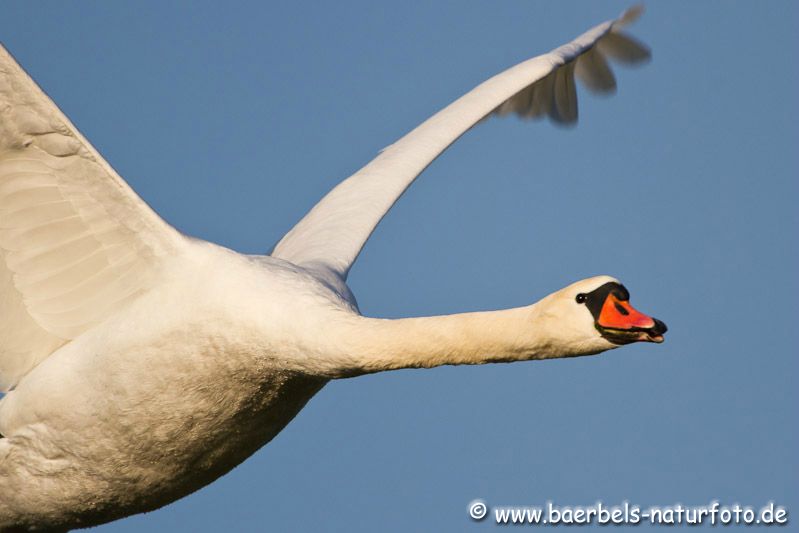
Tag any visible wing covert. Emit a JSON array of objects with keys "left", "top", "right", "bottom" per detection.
[{"left": 0, "top": 44, "right": 185, "bottom": 390}]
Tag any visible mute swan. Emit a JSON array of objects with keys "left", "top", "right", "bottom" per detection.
[{"left": 0, "top": 6, "right": 665, "bottom": 531}]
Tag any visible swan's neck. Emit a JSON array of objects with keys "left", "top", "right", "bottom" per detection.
[{"left": 314, "top": 305, "right": 571, "bottom": 378}]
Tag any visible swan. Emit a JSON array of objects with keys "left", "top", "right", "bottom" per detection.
[{"left": 0, "top": 6, "right": 666, "bottom": 531}]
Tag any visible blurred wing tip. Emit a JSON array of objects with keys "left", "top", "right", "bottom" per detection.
[
  {"left": 616, "top": 4, "right": 645, "bottom": 28},
  {"left": 550, "top": 117, "right": 579, "bottom": 128},
  {"left": 620, "top": 33, "right": 652, "bottom": 64},
  {"left": 598, "top": 32, "right": 652, "bottom": 66}
]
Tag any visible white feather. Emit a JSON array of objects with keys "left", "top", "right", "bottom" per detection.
[{"left": 0, "top": 45, "right": 184, "bottom": 388}]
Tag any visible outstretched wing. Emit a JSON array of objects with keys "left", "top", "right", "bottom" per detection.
[
  {"left": 0, "top": 44, "right": 185, "bottom": 390},
  {"left": 272, "top": 6, "right": 649, "bottom": 279}
]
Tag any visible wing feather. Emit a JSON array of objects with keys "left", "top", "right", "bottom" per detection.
[
  {"left": 272, "top": 7, "right": 649, "bottom": 279},
  {"left": 551, "top": 61, "right": 578, "bottom": 123},
  {"left": 0, "top": 44, "right": 185, "bottom": 390},
  {"left": 575, "top": 48, "right": 616, "bottom": 94}
]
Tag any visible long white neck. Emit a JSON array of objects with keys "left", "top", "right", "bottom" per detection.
[{"left": 305, "top": 304, "right": 584, "bottom": 378}]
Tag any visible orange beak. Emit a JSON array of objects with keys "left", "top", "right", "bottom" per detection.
[
  {"left": 597, "top": 294, "right": 656, "bottom": 331},
  {"left": 584, "top": 281, "right": 667, "bottom": 345}
]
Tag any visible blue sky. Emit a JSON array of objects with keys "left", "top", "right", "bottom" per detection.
[{"left": 1, "top": 1, "right": 796, "bottom": 531}]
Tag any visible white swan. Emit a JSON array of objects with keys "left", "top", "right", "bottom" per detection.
[{"left": 0, "top": 7, "right": 665, "bottom": 531}]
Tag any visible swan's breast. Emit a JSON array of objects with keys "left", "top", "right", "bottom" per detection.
[{"left": 0, "top": 246, "right": 342, "bottom": 524}]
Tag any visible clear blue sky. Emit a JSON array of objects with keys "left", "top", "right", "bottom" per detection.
[{"left": 1, "top": 1, "right": 796, "bottom": 531}]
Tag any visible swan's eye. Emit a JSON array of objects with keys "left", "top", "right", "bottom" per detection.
[{"left": 575, "top": 293, "right": 587, "bottom": 304}]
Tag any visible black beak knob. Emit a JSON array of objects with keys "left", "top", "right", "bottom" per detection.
[{"left": 651, "top": 318, "right": 668, "bottom": 335}]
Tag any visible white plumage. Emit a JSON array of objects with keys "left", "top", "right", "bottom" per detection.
[{"left": 0, "top": 7, "right": 658, "bottom": 530}]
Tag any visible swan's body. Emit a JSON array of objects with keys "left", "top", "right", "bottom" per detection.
[{"left": 0, "top": 7, "right": 665, "bottom": 531}]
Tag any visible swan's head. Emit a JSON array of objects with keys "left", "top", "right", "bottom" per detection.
[{"left": 531, "top": 275, "right": 667, "bottom": 357}]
